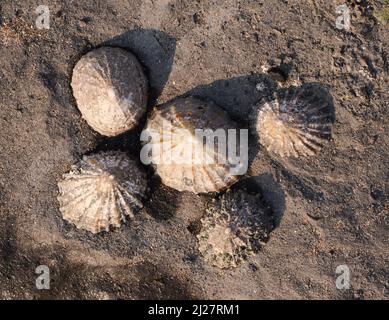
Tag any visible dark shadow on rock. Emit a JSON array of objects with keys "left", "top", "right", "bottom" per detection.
[
  {"left": 276, "top": 82, "right": 336, "bottom": 125},
  {"left": 174, "top": 73, "right": 278, "bottom": 170},
  {"left": 143, "top": 175, "right": 182, "bottom": 221},
  {"left": 230, "top": 176, "right": 285, "bottom": 229},
  {"left": 149, "top": 73, "right": 276, "bottom": 187},
  {"left": 186, "top": 219, "right": 202, "bottom": 236},
  {"left": 82, "top": 29, "right": 180, "bottom": 223},
  {"left": 274, "top": 160, "right": 326, "bottom": 203},
  {"left": 0, "top": 213, "right": 17, "bottom": 265},
  {"left": 44, "top": 257, "right": 197, "bottom": 299},
  {"left": 267, "top": 61, "right": 294, "bottom": 83},
  {"left": 2, "top": 244, "right": 195, "bottom": 299},
  {"left": 103, "top": 28, "right": 177, "bottom": 107},
  {"left": 250, "top": 173, "right": 286, "bottom": 227},
  {"left": 135, "top": 261, "right": 198, "bottom": 299},
  {"left": 185, "top": 73, "right": 277, "bottom": 124},
  {"left": 92, "top": 129, "right": 143, "bottom": 158}
]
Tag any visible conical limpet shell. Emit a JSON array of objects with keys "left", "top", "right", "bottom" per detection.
[
  {"left": 57, "top": 151, "right": 147, "bottom": 233},
  {"left": 252, "top": 85, "right": 334, "bottom": 157},
  {"left": 144, "top": 97, "right": 241, "bottom": 194},
  {"left": 197, "top": 190, "right": 274, "bottom": 269},
  {"left": 71, "top": 46, "right": 148, "bottom": 136}
]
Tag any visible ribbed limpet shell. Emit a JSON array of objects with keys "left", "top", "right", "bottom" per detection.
[
  {"left": 71, "top": 46, "right": 148, "bottom": 136},
  {"left": 57, "top": 151, "right": 147, "bottom": 233},
  {"left": 252, "top": 86, "right": 334, "bottom": 157},
  {"left": 144, "top": 97, "right": 241, "bottom": 194},
  {"left": 197, "top": 190, "right": 274, "bottom": 269}
]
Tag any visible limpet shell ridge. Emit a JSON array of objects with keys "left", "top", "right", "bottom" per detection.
[
  {"left": 197, "top": 189, "right": 274, "bottom": 269},
  {"left": 144, "top": 96, "right": 241, "bottom": 194},
  {"left": 57, "top": 151, "right": 147, "bottom": 233},
  {"left": 71, "top": 46, "right": 148, "bottom": 137},
  {"left": 252, "top": 85, "right": 334, "bottom": 157}
]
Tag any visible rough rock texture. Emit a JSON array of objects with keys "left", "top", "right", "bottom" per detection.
[
  {"left": 71, "top": 46, "right": 148, "bottom": 136},
  {"left": 0, "top": 0, "right": 388, "bottom": 299},
  {"left": 197, "top": 189, "right": 274, "bottom": 269}
]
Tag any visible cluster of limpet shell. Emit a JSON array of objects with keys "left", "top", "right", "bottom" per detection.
[
  {"left": 58, "top": 152, "right": 147, "bottom": 234},
  {"left": 197, "top": 189, "right": 274, "bottom": 269},
  {"left": 58, "top": 43, "right": 335, "bottom": 270},
  {"left": 58, "top": 46, "right": 150, "bottom": 234},
  {"left": 252, "top": 85, "right": 333, "bottom": 157}
]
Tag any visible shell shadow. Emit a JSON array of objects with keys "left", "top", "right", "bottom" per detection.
[
  {"left": 143, "top": 175, "right": 183, "bottom": 221},
  {"left": 229, "top": 175, "right": 285, "bottom": 228},
  {"left": 183, "top": 79, "right": 336, "bottom": 170},
  {"left": 135, "top": 261, "right": 198, "bottom": 299},
  {"left": 253, "top": 82, "right": 336, "bottom": 159},
  {"left": 249, "top": 173, "right": 286, "bottom": 227},
  {"left": 91, "top": 29, "right": 180, "bottom": 220},
  {"left": 276, "top": 82, "right": 336, "bottom": 125},
  {"left": 173, "top": 73, "right": 277, "bottom": 174},
  {"left": 143, "top": 73, "right": 278, "bottom": 195},
  {"left": 186, "top": 73, "right": 278, "bottom": 124},
  {"left": 102, "top": 28, "right": 177, "bottom": 107},
  {"left": 0, "top": 213, "right": 18, "bottom": 265}
]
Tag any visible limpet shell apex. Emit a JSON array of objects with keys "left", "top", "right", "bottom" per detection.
[
  {"left": 71, "top": 46, "right": 148, "bottom": 136},
  {"left": 252, "top": 85, "right": 334, "bottom": 157},
  {"left": 144, "top": 97, "right": 241, "bottom": 194},
  {"left": 57, "top": 151, "right": 147, "bottom": 233},
  {"left": 197, "top": 189, "right": 274, "bottom": 269}
]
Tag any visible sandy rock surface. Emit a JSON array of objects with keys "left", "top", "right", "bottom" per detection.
[{"left": 0, "top": 0, "right": 388, "bottom": 299}]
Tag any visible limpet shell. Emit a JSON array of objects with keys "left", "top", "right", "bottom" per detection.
[
  {"left": 252, "top": 85, "right": 334, "bottom": 157},
  {"left": 71, "top": 46, "right": 148, "bottom": 136},
  {"left": 57, "top": 151, "right": 147, "bottom": 233},
  {"left": 144, "top": 97, "right": 240, "bottom": 194},
  {"left": 197, "top": 190, "right": 274, "bottom": 269}
]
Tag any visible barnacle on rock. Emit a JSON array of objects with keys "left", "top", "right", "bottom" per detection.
[
  {"left": 71, "top": 46, "right": 148, "bottom": 136},
  {"left": 57, "top": 151, "right": 147, "bottom": 234},
  {"left": 197, "top": 189, "right": 274, "bottom": 269},
  {"left": 252, "top": 85, "right": 334, "bottom": 157},
  {"left": 144, "top": 96, "right": 242, "bottom": 194}
]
